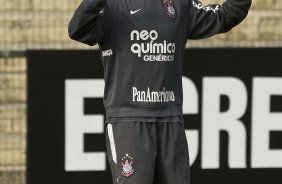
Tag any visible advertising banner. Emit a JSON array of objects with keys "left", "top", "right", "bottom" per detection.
[{"left": 27, "top": 49, "right": 282, "bottom": 184}]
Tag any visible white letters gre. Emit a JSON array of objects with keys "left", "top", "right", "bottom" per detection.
[
  {"left": 65, "top": 79, "right": 106, "bottom": 171},
  {"left": 182, "top": 76, "right": 199, "bottom": 166},
  {"left": 251, "top": 78, "right": 282, "bottom": 168},
  {"left": 202, "top": 77, "right": 247, "bottom": 169}
]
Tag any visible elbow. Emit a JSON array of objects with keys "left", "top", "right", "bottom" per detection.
[
  {"left": 68, "top": 21, "right": 82, "bottom": 42},
  {"left": 238, "top": 0, "right": 252, "bottom": 22},
  {"left": 248, "top": 0, "right": 253, "bottom": 10},
  {"left": 67, "top": 21, "right": 97, "bottom": 46},
  {"left": 68, "top": 26, "right": 96, "bottom": 46},
  {"left": 68, "top": 23, "right": 77, "bottom": 40}
]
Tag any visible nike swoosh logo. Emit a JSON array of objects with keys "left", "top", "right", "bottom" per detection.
[{"left": 130, "top": 8, "right": 142, "bottom": 14}]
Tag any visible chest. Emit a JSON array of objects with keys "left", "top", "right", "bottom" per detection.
[{"left": 113, "top": 0, "right": 185, "bottom": 32}]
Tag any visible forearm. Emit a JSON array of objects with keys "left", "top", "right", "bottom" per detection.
[
  {"left": 218, "top": 0, "right": 252, "bottom": 32},
  {"left": 187, "top": 0, "right": 252, "bottom": 39},
  {"left": 68, "top": 0, "right": 106, "bottom": 45}
]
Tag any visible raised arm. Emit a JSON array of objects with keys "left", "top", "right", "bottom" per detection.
[
  {"left": 68, "top": 0, "right": 112, "bottom": 46},
  {"left": 186, "top": 0, "right": 252, "bottom": 39}
]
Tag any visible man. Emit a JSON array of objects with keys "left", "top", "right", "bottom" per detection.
[{"left": 68, "top": 0, "right": 252, "bottom": 183}]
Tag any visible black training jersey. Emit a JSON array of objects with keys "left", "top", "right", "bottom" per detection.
[{"left": 69, "top": 0, "right": 252, "bottom": 120}]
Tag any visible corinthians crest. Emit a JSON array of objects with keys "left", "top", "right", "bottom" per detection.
[
  {"left": 162, "top": 0, "right": 177, "bottom": 20},
  {"left": 120, "top": 153, "right": 135, "bottom": 177}
]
